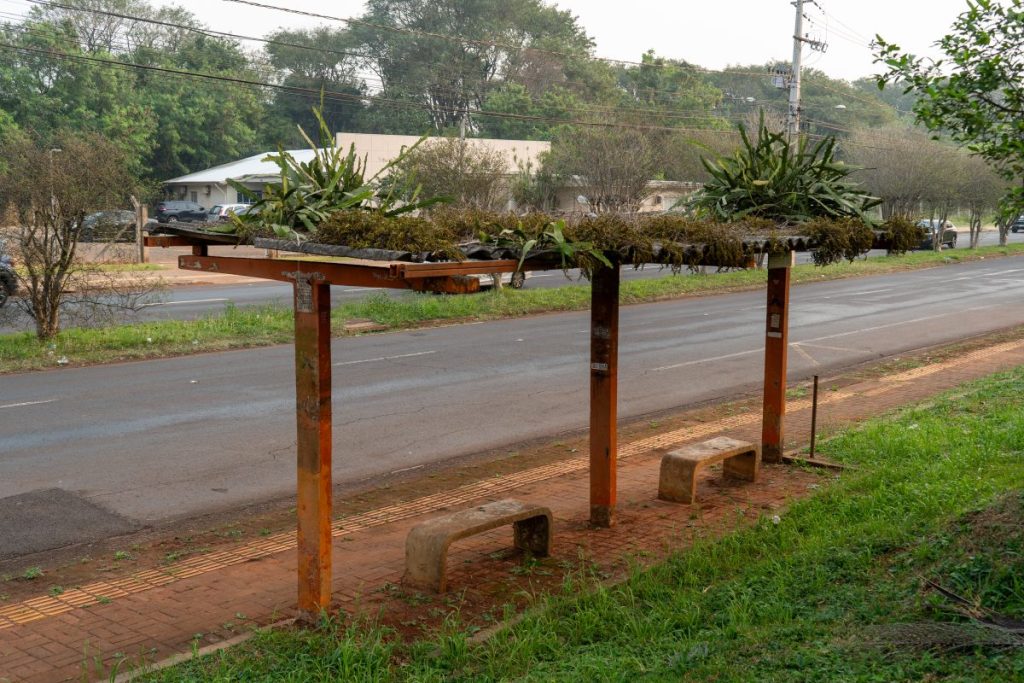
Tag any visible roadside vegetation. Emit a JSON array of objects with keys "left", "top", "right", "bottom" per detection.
[
  {"left": 2, "top": 243, "right": 1023, "bottom": 373},
  {"left": 136, "top": 365, "right": 1024, "bottom": 681}
]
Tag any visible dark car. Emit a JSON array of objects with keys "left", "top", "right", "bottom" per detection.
[
  {"left": 1011, "top": 215, "right": 1024, "bottom": 233},
  {"left": 155, "top": 200, "right": 207, "bottom": 223},
  {"left": 80, "top": 210, "right": 136, "bottom": 242},
  {"left": 915, "top": 219, "right": 958, "bottom": 249}
]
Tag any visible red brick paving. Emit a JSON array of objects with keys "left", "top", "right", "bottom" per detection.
[{"left": 2, "top": 336, "right": 1024, "bottom": 682}]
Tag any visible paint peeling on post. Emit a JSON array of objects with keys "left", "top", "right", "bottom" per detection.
[
  {"left": 290, "top": 271, "right": 332, "bottom": 623},
  {"left": 589, "top": 261, "right": 620, "bottom": 527},
  {"left": 762, "top": 251, "right": 794, "bottom": 463}
]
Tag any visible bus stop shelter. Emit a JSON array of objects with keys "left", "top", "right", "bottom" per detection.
[{"left": 147, "top": 227, "right": 867, "bottom": 622}]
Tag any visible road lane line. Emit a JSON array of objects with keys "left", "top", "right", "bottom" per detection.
[
  {"left": 141, "top": 298, "right": 230, "bottom": 307},
  {"left": 0, "top": 399, "right": 57, "bottom": 410},
  {"left": 796, "top": 307, "right": 1000, "bottom": 345},
  {"left": 333, "top": 350, "right": 438, "bottom": 367},
  {"left": 653, "top": 348, "right": 760, "bottom": 372},
  {"left": 652, "top": 305, "right": 1003, "bottom": 373}
]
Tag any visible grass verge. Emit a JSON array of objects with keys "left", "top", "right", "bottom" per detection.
[
  {"left": 134, "top": 365, "right": 1024, "bottom": 681},
  {"left": 3, "top": 243, "right": 1023, "bottom": 373}
]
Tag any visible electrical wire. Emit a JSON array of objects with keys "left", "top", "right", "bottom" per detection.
[{"left": 0, "top": 37, "right": 756, "bottom": 137}]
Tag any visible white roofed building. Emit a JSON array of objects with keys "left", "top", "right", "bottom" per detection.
[
  {"left": 163, "top": 150, "right": 316, "bottom": 208},
  {"left": 163, "top": 134, "right": 551, "bottom": 210}
]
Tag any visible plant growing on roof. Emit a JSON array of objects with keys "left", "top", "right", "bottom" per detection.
[
  {"left": 686, "top": 116, "right": 881, "bottom": 224},
  {"left": 227, "top": 105, "right": 444, "bottom": 242}
]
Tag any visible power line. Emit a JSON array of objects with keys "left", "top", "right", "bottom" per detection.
[
  {"left": 10, "top": 0, "right": 780, "bottom": 122},
  {"left": 221, "top": 0, "right": 792, "bottom": 82},
  {"left": 0, "top": 21, "right": 767, "bottom": 129},
  {"left": 3, "top": 0, "right": 788, "bottom": 128},
  {"left": 0, "top": 38, "right": 753, "bottom": 137}
]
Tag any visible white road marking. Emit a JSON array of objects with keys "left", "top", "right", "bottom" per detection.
[
  {"left": 0, "top": 399, "right": 57, "bottom": 410},
  {"left": 793, "top": 342, "right": 858, "bottom": 353},
  {"left": 142, "top": 298, "right": 230, "bottom": 307},
  {"left": 653, "top": 348, "right": 760, "bottom": 372},
  {"left": 792, "top": 344, "right": 820, "bottom": 366},
  {"left": 796, "top": 307, "right": 999, "bottom": 345},
  {"left": 333, "top": 350, "right": 438, "bottom": 367},
  {"left": 651, "top": 304, "right": 1003, "bottom": 373}
]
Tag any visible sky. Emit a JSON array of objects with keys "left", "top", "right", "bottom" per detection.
[{"left": 163, "top": 0, "right": 971, "bottom": 82}]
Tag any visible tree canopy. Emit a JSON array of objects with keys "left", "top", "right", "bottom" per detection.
[
  {"left": 0, "top": 0, "right": 915, "bottom": 186},
  {"left": 876, "top": 0, "right": 1024, "bottom": 217}
]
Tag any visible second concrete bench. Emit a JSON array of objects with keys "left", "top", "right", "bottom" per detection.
[
  {"left": 404, "top": 499, "right": 552, "bottom": 593},
  {"left": 658, "top": 436, "right": 760, "bottom": 504}
]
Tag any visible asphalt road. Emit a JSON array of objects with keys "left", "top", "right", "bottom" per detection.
[{"left": 1, "top": 256, "right": 1023, "bottom": 539}]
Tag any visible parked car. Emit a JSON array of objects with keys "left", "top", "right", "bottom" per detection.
[
  {"left": 1011, "top": 215, "right": 1024, "bottom": 233},
  {"left": 471, "top": 271, "right": 529, "bottom": 289},
  {"left": 206, "top": 204, "right": 250, "bottom": 222},
  {"left": 155, "top": 200, "right": 207, "bottom": 223},
  {"left": 80, "top": 210, "right": 136, "bottom": 242},
  {"left": 0, "top": 240, "right": 16, "bottom": 308},
  {"left": 915, "top": 219, "right": 958, "bottom": 249}
]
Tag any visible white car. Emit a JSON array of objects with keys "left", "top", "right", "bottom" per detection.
[
  {"left": 471, "top": 271, "right": 529, "bottom": 289},
  {"left": 206, "top": 204, "right": 251, "bottom": 222}
]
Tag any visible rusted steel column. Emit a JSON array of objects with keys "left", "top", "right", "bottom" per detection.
[
  {"left": 292, "top": 273, "right": 332, "bottom": 622},
  {"left": 589, "top": 262, "right": 620, "bottom": 527},
  {"left": 761, "top": 252, "right": 794, "bottom": 463}
]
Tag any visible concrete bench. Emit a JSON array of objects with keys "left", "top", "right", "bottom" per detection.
[
  {"left": 658, "top": 437, "right": 760, "bottom": 504},
  {"left": 404, "top": 499, "right": 552, "bottom": 593}
]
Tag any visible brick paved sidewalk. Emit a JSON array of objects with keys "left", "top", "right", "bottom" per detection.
[{"left": 3, "top": 337, "right": 1024, "bottom": 682}]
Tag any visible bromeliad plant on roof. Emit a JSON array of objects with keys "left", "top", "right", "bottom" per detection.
[
  {"left": 226, "top": 105, "right": 445, "bottom": 243},
  {"left": 687, "top": 116, "right": 881, "bottom": 225}
]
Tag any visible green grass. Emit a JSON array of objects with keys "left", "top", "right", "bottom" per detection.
[
  {"left": 3, "top": 243, "right": 1023, "bottom": 373},
  {"left": 134, "top": 366, "right": 1024, "bottom": 681}
]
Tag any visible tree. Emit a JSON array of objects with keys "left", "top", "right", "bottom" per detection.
[
  {"left": 0, "top": 130, "right": 156, "bottom": 339},
  {"left": 842, "top": 126, "right": 956, "bottom": 221},
  {"left": 615, "top": 51, "right": 721, "bottom": 120},
  {"left": 350, "top": 0, "right": 595, "bottom": 132},
  {"left": 707, "top": 64, "right": 896, "bottom": 137},
  {"left": 387, "top": 137, "right": 510, "bottom": 210},
  {"left": 876, "top": 0, "right": 1024, "bottom": 245},
  {"left": 659, "top": 127, "right": 741, "bottom": 184},
  {"left": 543, "top": 125, "right": 660, "bottom": 213},
  {"left": 959, "top": 153, "right": 1006, "bottom": 248},
  {"left": 261, "top": 27, "right": 366, "bottom": 146}
]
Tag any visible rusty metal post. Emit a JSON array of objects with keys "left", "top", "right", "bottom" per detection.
[
  {"left": 292, "top": 273, "right": 332, "bottom": 623},
  {"left": 809, "top": 374, "right": 819, "bottom": 459},
  {"left": 589, "top": 261, "right": 619, "bottom": 527},
  {"left": 762, "top": 252, "right": 794, "bottom": 463}
]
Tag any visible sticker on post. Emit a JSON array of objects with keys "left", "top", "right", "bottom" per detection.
[
  {"left": 769, "top": 313, "right": 781, "bottom": 331},
  {"left": 282, "top": 270, "right": 325, "bottom": 314},
  {"left": 591, "top": 362, "right": 609, "bottom": 371},
  {"left": 295, "top": 277, "right": 313, "bottom": 313}
]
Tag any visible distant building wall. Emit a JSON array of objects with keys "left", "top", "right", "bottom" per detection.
[{"left": 334, "top": 133, "right": 550, "bottom": 177}]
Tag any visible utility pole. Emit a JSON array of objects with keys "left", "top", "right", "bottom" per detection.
[
  {"left": 788, "top": 0, "right": 804, "bottom": 139},
  {"left": 787, "top": 0, "right": 827, "bottom": 139}
]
